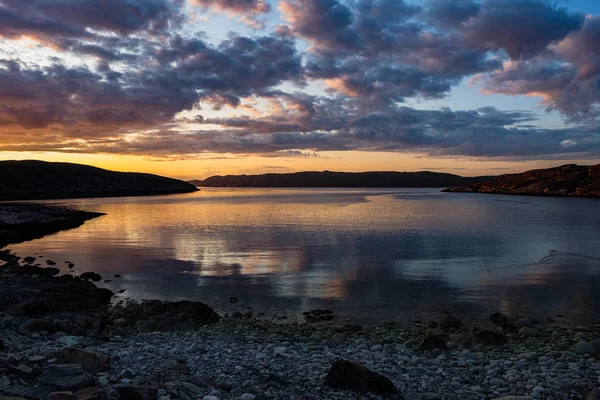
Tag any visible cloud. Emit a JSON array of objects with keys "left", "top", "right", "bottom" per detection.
[
  {"left": 191, "top": 0, "right": 271, "bottom": 15},
  {"left": 479, "top": 16, "right": 600, "bottom": 120},
  {"left": 460, "top": 0, "right": 584, "bottom": 59},
  {"left": 0, "top": 0, "right": 184, "bottom": 41},
  {"left": 0, "top": 0, "right": 599, "bottom": 163}
]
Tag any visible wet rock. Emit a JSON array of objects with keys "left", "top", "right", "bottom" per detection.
[
  {"left": 325, "top": 359, "right": 397, "bottom": 394},
  {"left": 229, "top": 297, "right": 239, "bottom": 303},
  {"left": 74, "top": 386, "right": 119, "bottom": 400},
  {"left": 48, "top": 392, "right": 77, "bottom": 400},
  {"left": 38, "top": 364, "right": 95, "bottom": 392},
  {"left": 113, "top": 385, "right": 157, "bottom": 400},
  {"left": 303, "top": 309, "right": 335, "bottom": 323},
  {"left": 418, "top": 335, "right": 447, "bottom": 352},
  {"left": 9, "top": 364, "right": 33, "bottom": 380},
  {"left": 80, "top": 272, "right": 102, "bottom": 282},
  {"left": 570, "top": 342, "right": 598, "bottom": 356},
  {"left": 490, "top": 313, "right": 508, "bottom": 325},
  {"left": 473, "top": 330, "right": 507, "bottom": 346},
  {"left": 519, "top": 327, "right": 539, "bottom": 337},
  {"left": 56, "top": 347, "right": 110, "bottom": 373},
  {"left": 587, "top": 388, "right": 600, "bottom": 400},
  {"left": 439, "top": 316, "right": 463, "bottom": 330},
  {"left": 58, "top": 336, "right": 83, "bottom": 347},
  {"left": 514, "top": 318, "right": 534, "bottom": 328}
]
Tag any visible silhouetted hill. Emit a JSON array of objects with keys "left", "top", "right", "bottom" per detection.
[
  {"left": 190, "top": 171, "right": 492, "bottom": 188},
  {"left": 0, "top": 160, "right": 198, "bottom": 201},
  {"left": 443, "top": 164, "right": 600, "bottom": 198}
]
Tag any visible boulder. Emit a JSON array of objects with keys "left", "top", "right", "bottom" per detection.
[
  {"left": 113, "top": 386, "right": 157, "bottom": 400},
  {"left": 74, "top": 386, "right": 119, "bottom": 400},
  {"left": 325, "top": 359, "right": 397, "bottom": 394},
  {"left": 514, "top": 318, "right": 534, "bottom": 328},
  {"left": 111, "top": 300, "right": 219, "bottom": 332},
  {"left": 490, "top": 313, "right": 508, "bottom": 325},
  {"left": 518, "top": 327, "right": 539, "bottom": 337},
  {"left": 587, "top": 388, "right": 600, "bottom": 400},
  {"left": 439, "top": 316, "right": 463, "bottom": 330},
  {"left": 56, "top": 348, "right": 110, "bottom": 373},
  {"left": 37, "top": 364, "right": 94, "bottom": 393},
  {"left": 569, "top": 342, "right": 598, "bottom": 356},
  {"left": 80, "top": 273, "right": 102, "bottom": 283},
  {"left": 473, "top": 330, "right": 507, "bottom": 346},
  {"left": 48, "top": 392, "right": 77, "bottom": 400},
  {"left": 418, "top": 335, "right": 447, "bottom": 352}
]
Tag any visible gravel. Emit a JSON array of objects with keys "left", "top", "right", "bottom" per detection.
[{"left": 3, "top": 312, "right": 600, "bottom": 400}]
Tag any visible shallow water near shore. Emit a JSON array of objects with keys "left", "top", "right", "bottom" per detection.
[{"left": 5, "top": 188, "right": 600, "bottom": 325}]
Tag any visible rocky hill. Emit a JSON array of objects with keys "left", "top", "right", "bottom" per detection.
[
  {"left": 190, "top": 171, "right": 492, "bottom": 188},
  {"left": 443, "top": 164, "right": 600, "bottom": 198},
  {"left": 0, "top": 160, "right": 198, "bottom": 200}
]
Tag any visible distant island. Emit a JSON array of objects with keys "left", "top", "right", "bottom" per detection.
[
  {"left": 190, "top": 171, "right": 493, "bottom": 188},
  {"left": 0, "top": 160, "right": 198, "bottom": 201},
  {"left": 443, "top": 164, "right": 600, "bottom": 199}
]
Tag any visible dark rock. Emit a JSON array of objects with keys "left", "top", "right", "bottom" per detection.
[
  {"left": 110, "top": 300, "right": 219, "bottom": 333},
  {"left": 113, "top": 385, "right": 157, "bottom": 400},
  {"left": 325, "top": 359, "right": 397, "bottom": 394},
  {"left": 56, "top": 347, "right": 110, "bottom": 373},
  {"left": 587, "top": 388, "right": 600, "bottom": 400},
  {"left": 439, "top": 316, "right": 463, "bottom": 330},
  {"left": 490, "top": 313, "right": 508, "bottom": 325},
  {"left": 46, "top": 260, "right": 57, "bottom": 266},
  {"left": 229, "top": 297, "right": 239, "bottom": 303},
  {"left": 473, "top": 330, "right": 507, "bottom": 346},
  {"left": 9, "top": 364, "right": 34, "bottom": 380},
  {"left": 96, "top": 289, "right": 114, "bottom": 305},
  {"left": 80, "top": 272, "right": 102, "bottom": 282},
  {"left": 114, "top": 275, "right": 121, "bottom": 278},
  {"left": 38, "top": 364, "right": 94, "bottom": 392},
  {"left": 443, "top": 164, "right": 600, "bottom": 199},
  {"left": 418, "top": 335, "right": 447, "bottom": 352},
  {"left": 74, "top": 386, "right": 119, "bottom": 400},
  {"left": 0, "top": 338, "right": 4, "bottom": 351},
  {"left": 48, "top": 392, "right": 77, "bottom": 400}
]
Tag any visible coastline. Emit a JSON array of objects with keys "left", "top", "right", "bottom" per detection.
[
  {"left": 0, "top": 204, "right": 104, "bottom": 249},
  {"left": 2, "top": 250, "right": 600, "bottom": 399}
]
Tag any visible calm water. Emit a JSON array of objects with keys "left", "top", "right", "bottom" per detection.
[{"left": 6, "top": 188, "right": 600, "bottom": 325}]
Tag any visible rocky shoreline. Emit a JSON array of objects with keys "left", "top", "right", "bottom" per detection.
[
  {"left": 2, "top": 249, "right": 600, "bottom": 400},
  {"left": 0, "top": 204, "right": 103, "bottom": 248},
  {"left": 443, "top": 164, "right": 600, "bottom": 199}
]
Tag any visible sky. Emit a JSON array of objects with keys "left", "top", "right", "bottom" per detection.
[{"left": 0, "top": 0, "right": 599, "bottom": 179}]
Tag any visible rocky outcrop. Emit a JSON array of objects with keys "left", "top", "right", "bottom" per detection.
[
  {"left": 0, "top": 204, "right": 103, "bottom": 248},
  {"left": 443, "top": 164, "right": 600, "bottom": 199},
  {"left": 106, "top": 299, "right": 220, "bottom": 335},
  {"left": 0, "top": 160, "right": 198, "bottom": 201},
  {"left": 0, "top": 251, "right": 113, "bottom": 337},
  {"left": 325, "top": 359, "right": 397, "bottom": 394}
]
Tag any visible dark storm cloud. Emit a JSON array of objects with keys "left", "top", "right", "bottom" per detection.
[
  {"left": 425, "top": 0, "right": 480, "bottom": 28},
  {"left": 0, "top": 0, "right": 184, "bottom": 38},
  {"left": 191, "top": 0, "right": 271, "bottom": 15},
  {"left": 460, "top": 0, "right": 584, "bottom": 59},
  {"left": 481, "top": 16, "right": 600, "bottom": 120}
]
